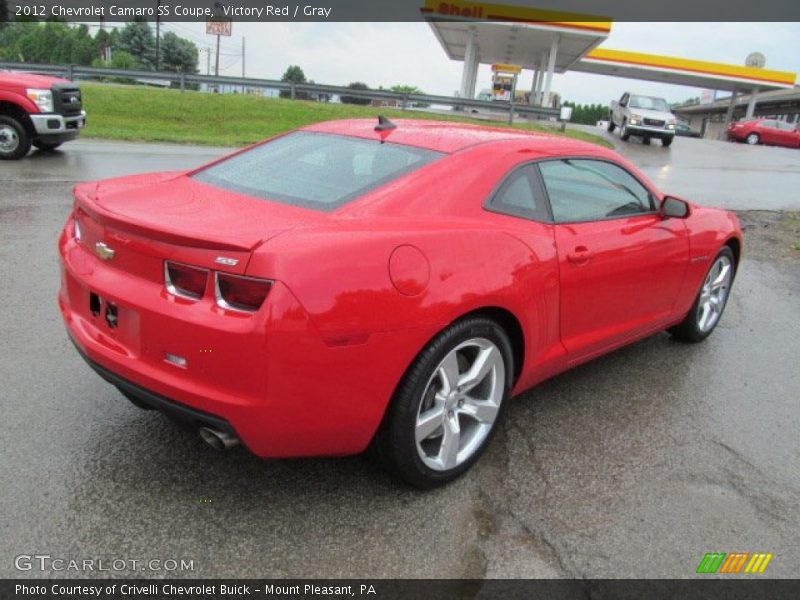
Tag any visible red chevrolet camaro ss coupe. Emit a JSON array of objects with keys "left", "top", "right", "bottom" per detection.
[{"left": 59, "top": 118, "right": 742, "bottom": 487}]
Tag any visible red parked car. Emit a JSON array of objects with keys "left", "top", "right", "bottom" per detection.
[
  {"left": 728, "top": 118, "right": 800, "bottom": 148},
  {"left": 59, "top": 119, "right": 742, "bottom": 487}
]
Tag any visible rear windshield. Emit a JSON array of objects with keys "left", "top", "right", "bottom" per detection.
[{"left": 193, "top": 131, "right": 443, "bottom": 211}]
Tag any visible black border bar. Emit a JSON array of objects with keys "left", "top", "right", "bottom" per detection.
[
  {"left": 4, "top": 0, "right": 800, "bottom": 22},
  {"left": 5, "top": 579, "right": 800, "bottom": 600}
]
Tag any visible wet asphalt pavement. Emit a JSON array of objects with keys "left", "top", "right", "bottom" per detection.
[{"left": 1, "top": 139, "right": 799, "bottom": 578}]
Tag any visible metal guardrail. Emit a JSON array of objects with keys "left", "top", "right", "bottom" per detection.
[{"left": 0, "top": 61, "right": 561, "bottom": 123}]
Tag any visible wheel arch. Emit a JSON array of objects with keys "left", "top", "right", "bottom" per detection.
[
  {"left": 0, "top": 100, "right": 36, "bottom": 136},
  {"left": 453, "top": 306, "right": 525, "bottom": 384},
  {"left": 370, "top": 303, "right": 527, "bottom": 465},
  {"left": 382, "top": 303, "right": 527, "bottom": 421},
  {"left": 724, "top": 236, "right": 741, "bottom": 271}
]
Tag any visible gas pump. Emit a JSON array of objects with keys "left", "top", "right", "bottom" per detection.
[{"left": 491, "top": 64, "right": 521, "bottom": 101}]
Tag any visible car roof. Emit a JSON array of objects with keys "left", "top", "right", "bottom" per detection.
[{"left": 302, "top": 118, "right": 604, "bottom": 155}]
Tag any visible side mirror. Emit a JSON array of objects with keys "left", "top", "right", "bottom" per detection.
[{"left": 661, "top": 196, "right": 689, "bottom": 219}]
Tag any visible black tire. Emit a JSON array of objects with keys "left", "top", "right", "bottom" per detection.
[
  {"left": 662, "top": 136, "right": 673, "bottom": 147},
  {"left": 669, "top": 247, "right": 736, "bottom": 343},
  {"left": 33, "top": 140, "right": 63, "bottom": 151},
  {"left": 620, "top": 120, "right": 631, "bottom": 141},
  {"left": 746, "top": 133, "right": 760, "bottom": 145},
  {"left": 0, "top": 115, "right": 32, "bottom": 160},
  {"left": 372, "top": 317, "right": 513, "bottom": 488},
  {"left": 117, "top": 387, "right": 155, "bottom": 410},
  {"left": 607, "top": 119, "right": 616, "bottom": 133}
]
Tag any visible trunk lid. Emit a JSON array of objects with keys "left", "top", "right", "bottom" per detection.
[{"left": 75, "top": 172, "right": 324, "bottom": 282}]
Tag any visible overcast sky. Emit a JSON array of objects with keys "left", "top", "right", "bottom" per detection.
[{"left": 160, "top": 21, "right": 800, "bottom": 104}]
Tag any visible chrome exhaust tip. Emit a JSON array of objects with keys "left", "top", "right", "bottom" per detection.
[{"left": 198, "top": 427, "right": 239, "bottom": 451}]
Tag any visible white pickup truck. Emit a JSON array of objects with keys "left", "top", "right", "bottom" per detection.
[{"left": 608, "top": 92, "right": 677, "bottom": 147}]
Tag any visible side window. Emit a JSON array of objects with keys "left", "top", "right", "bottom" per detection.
[
  {"left": 760, "top": 120, "right": 777, "bottom": 129},
  {"left": 487, "top": 165, "right": 550, "bottom": 222},
  {"left": 538, "top": 159, "right": 655, "bottom": 223}
]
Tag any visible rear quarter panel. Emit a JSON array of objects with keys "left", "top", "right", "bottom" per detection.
[
  {"left": 245, "top": 218, "right": 559, "bottom": 453},
  {"left": 248, "top": 219, "right": 550, "bottom": 343}
]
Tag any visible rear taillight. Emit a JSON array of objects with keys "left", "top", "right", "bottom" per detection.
[
  {"left": 164, "top": 261, "right": 208, "bottom": 300},
  {"left": 215, "top": 273, "right": 272, "bottom": 313}
]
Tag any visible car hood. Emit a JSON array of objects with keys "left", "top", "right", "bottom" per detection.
[
  {"left": 78, "top": 171, "right": 325, "bottom": 252},
  {"left": 1, "top": 71, "right": 72, "bottom": 88}
]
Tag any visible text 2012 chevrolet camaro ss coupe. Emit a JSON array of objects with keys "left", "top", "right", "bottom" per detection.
[{"left": 58, "top": 118, "right": 743, "bottom": 487}]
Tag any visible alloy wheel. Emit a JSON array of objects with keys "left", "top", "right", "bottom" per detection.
[
  {"left": 414, "top": 337, "right": 505, "bottom": 471},
  {"left": 697, "top": 255, "right": 733, "bottom": 333}
]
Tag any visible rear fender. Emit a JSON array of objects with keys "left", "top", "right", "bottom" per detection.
[{"left": 248, "top": 222, "right": 561, "bottom": 393}]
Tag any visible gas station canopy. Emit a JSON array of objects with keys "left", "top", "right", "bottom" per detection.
[
  {"left": 428, "top": 20, "right": 610, "bottom": 73},
  {"left": 574, "top": 48, "right": 797, "bottom": 92},
  {"left": 423, "top": 0, "right": 611, "bottom": 103},
  {"left": 422, "top": 0, "right": 797, "bottom": 107}
]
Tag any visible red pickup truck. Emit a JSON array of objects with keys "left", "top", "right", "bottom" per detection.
[{"left": 0, "top": 71, "right": 86, "bottom": 159}]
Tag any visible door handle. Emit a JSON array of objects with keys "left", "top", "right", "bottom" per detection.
[{"left": 567, "top": 246, "right": 593, "bottom": 265}]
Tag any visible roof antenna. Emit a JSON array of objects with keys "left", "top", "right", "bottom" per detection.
[{"left": 374, "top": 115, "right": 397, "bottom": 132}]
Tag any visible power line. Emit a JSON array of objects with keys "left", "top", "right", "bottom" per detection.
[{"left": 219, "top": 55, "right": 240, "bottom": 71}]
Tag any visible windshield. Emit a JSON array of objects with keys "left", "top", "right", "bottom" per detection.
[
  {"left": 193, "top": 131, "right": 443, "bottom": 211},
  {"left": 628, "top": 95, "right": 671, "bottom": 112}
]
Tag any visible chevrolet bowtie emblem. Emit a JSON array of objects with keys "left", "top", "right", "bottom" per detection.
[{"left": 95, "top": 242, "right": 115, "bottom": 260}]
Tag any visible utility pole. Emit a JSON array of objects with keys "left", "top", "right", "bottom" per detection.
[
  {"left": 215, "top": 34, "right": 221, "bottom": 77},
  {"left": 241, "top": 37, "right": 246, "bottom": 94},
  {"left": 99, "top": 17, "right": 111, "bottom": 62},
  {"left": 155, "top": 1, "right": 161, "bottom": 70}
]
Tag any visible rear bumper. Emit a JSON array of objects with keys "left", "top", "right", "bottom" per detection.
[
  {"left": 58, "top": 220, "right": 433, "bottom": 458},
  {"left": 71, "top": 337, "right": 237, "bottom": 436}
]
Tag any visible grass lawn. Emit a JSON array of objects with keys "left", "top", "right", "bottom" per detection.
[{"left": 79, "top": 83, "right": 612, "bottom": 148}]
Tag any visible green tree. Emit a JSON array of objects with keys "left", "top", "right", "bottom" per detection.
[
  {"left": 110, "top": 50, "right": 137, "bottom": 70},
  {"left": 390, "top": 84, "right": 429, "bottom": 108},
  {"left": 70, "top": 25, "right": 98, "bottom": 65},
  {"left": 390, "top": 84, "right": 422, "bottom": 95},
  {"left": 341, "top": 81, "right": 371, "bottom": 105},
  {"left": 561, "top": 100, "right": 608, "bottom": 125},
  {"left": 279, "top": 65, "right": 307, "bottom": 98},
  {"left": 91, "top": 50, "right": 137, "bottom": 83},
  {"left": 159, "top": 31, "right": 198, "bottom": 73},
  {"left": 0, "top": 23, "right": 26, "bottom": 60},
  {"left": 14, "top": 21, "right": 66, "bottom": 63},
  {"left": 94, "top": 27, "right": 111, "bottom": 62},
  {"left": 116, "top": 20, "right": 155, "bottom": 69}
]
